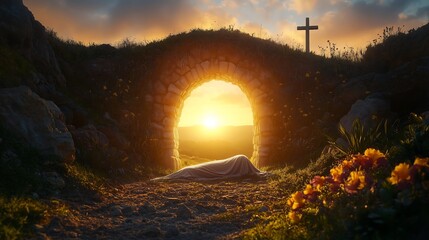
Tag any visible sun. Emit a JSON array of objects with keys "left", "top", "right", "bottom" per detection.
[{"left": 203, "top": 115, "right": 219, "bottom": 129}]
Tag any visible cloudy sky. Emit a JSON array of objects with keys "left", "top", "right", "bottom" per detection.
[
  {"left": 22, "top": 0, "right": 429, "bottom": 127},
  {"left": 24, "top": 0, "right": 429, "bottom": 51}
]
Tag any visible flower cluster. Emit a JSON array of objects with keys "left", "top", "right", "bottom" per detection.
[
  {"left": 388, "top": 157, "right": 429, "bottom": 190},
  {"left": 287, "top": 148, "right": 387, "bottom": 222}
]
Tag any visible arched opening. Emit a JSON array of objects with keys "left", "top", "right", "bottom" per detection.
[
  {"left": 147, "top": 55, "right": 277, "bottom": 169},
  {"left": 177, "top": 80, "right": 254, "bottom": 168}
]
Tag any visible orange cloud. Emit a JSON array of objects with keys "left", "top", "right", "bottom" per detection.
[
  {"left": 24, "top": 0, "right": 236, "bottom": 44},
  {"left": 289, "top": 0, "right": 318, "bottom": 13}
]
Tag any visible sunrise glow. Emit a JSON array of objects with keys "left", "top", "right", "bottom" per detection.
[
  {"left": 203, "top": 115, "right": 219, "bottom": 129},
  {"left": 178, "top": 80, "right": 253, "bottom": 128}
]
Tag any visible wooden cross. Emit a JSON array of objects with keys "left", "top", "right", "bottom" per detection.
[{"left": 297, "top": 17, "right": 318, "bottom": 53}]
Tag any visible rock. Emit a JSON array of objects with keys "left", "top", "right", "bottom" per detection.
[
  {"left": 422, "top": 111, "right": 429, "bottom": 122},
  {"left": 43, "top": 172, "right": 65, "bottom": 189},
  {"left": 258, "top": 205, "right": 269, "bottom": 213},
  {"left": 110, "top": 205, "right": 123, "bottom": 217},
  {"left": 140, "top": 226, "right": 162, "bottom": 238},
  {"left": 70, "top": 125, "right": 109, "bottom": 150},
  {"left": 339, "top": 93, "right": 392, "bottom": 133},
  {"left": 0, "top": 0, "right": 66, "bottom": 90},
  {"left": 121, "top": 205, "right": 135, "bottom": 216},
  {"left": 164, "top": 224, "right": 179, "bottom": 237},
  {"left": 218, "top": 206, "right": 227, "bottom": 213},
  {"left": 58, "top": 104, "right": 89, "bottom": 127},
  {"left": 138, "top": 202, "right": 156, "bottom": 214},
  {"left": 98, "top": 126, "right": 130, "bottom": 150},
  {"left": 176, "top": 204, "right": 193, "bottom": 219},
  {"left": 32, "top": 192, "right": 39, "bottom": 199},
  {"left": 0, "top": 86, "right": 75, "bottom": 164},
  {"left": 1, "top": 150, "right": 21, "bottom": 167}
]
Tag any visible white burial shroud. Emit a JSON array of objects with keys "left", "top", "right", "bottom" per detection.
[{"left": 151, "top": 155, "right": 267, "bottom": 181}]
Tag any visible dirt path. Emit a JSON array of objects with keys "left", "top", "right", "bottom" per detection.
[{"left": 36, "top": 179, "right": 286, "bottom": 239}]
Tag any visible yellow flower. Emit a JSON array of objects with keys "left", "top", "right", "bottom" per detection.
[
  {"left": 288, "top": 211, "right": 302, "bottom": 223},
  {"left": 311, "top": 176, "right": 327, "bottom": 191},
  {"left": 364, "top": 148, "right": 385, "bottom": 162},
  {"left": 345, "top": 170, "right": 366, "bottom": 192},
  {"left": 287, "top": 191, "right": 305, "bottom": 210},
  {"left": 303, "top": 184, "right": 315, "bottom": 195},
  {"left": 341, "top": 159, "right": 354, "bottom": 170},
  {"left": 330, "top": 166, "right": 344, "bottom": 183},
  {"left": 388, "top": 163, "right": 411, "bottom": 185},
  {"left": 414, "top": 157, "right": 429, "bottom": 168}
]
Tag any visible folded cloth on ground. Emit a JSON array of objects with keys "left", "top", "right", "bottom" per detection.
[{"left": 151, "top": 155, "right": 268, "bottom": 182}]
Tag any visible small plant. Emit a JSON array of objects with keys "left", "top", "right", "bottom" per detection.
[
  {"left": 65, "top": 163, "right": 107, "bottom": 194},
  {"left": 0, "top": 197, "right": 47, "bottom": 240},
  {"left": 401, "top": 113, "right": 429, "bottom": 157},
  {"left": 329, "top": 118, "right": 395, "bottom": 156}
]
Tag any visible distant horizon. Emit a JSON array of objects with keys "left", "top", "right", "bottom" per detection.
[
  {"left": 178, "top": 80, "right": 253, "bottom": 127},
  {"left": 178, "top": 124, "right": 253, "bottom": 128}
]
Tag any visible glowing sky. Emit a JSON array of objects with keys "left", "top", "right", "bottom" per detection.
[
  {"left": 22, "top": 0, "right": 429, "bottom": 127},
  {"left": 178, "top": 80, "right": 253, "bottom": 127},
  {"left": 24, "top": 0, "right": 429, "bottom": 51}
]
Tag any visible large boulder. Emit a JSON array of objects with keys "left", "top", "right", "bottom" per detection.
[
  {"left": 0, "top": 86, "right": 75, "bottom": 163},
  {"left": 70, "top": 125, "right": 109, "bottom": 151},
  {"left": 0, "top": 0, "right": 65, "bottom": 95},
  {"left": 339, "top": 93, "right": 393, "bottom": 133},
  {"left": 333, "top": 57, "right": 429, "bottom": 118}
]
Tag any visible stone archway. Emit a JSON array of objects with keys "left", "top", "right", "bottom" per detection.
[{"left": 145, "top": 48, "right": 278, "bottom": 169}]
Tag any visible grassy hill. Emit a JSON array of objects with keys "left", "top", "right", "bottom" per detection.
[{"left": 178, "top": 125, "right": 253, "bottom": 160}]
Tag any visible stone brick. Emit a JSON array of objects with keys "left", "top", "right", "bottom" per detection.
[
  {"left": 259, "top": 106, "right": 273, "bottom": 117},
  {"left": 184, "top": 71, "right": 194, "bottom": 84},
  {"left": 201, "top": 61, "right": 210, "bottom": 72},
  {"left": 150, "top": 121, "right": 163, "bottom": 129},
  {"left": 145, "top": 94, "right": 153, "bottom": 102},
  {"left": 248, "top": 79, "right": 261, "bottom": 89},
  {"left": 227, "top": 62, "right": 237, "bottom": 75},
  {"left": 163, "top": 130, "right": 174, "bottom": 139},
  {"left": 219, "top": 61, "right": 229, "bottom": 73},
  {"left": 175, "top": 65, "right": 190, "bottom": 76},
  {"left": 164, "top": 105, "right": 176, "bottom": 115},
  {"left": 190, "top": 48, "right": 202, "bottom": 60},
  {"left": 168, "top": 83, "right": 181, "bottom": 95},
  {"left": 163, "top": 92, "right": 180, "bottom": 105},
  {"left": 175, "top": 77, "right": 188, "bottom": 90},
  {"left": 154, "top": 95, "right": 163, "bottom": 104},
  {"left": 190, "top": 68, "right": 200, "bottom": 81},
  {"left": 152, "top": 110, "right": 165, "bottom": 122},
  {"left": 234, "top": 68, "right": 246, "bottom": 81},
  {"left": 251, "top": 88, "right": 265, "bottom": 98},
  {"left": 260, "top": 136, "right": 276, "bottom": 146},
  {"left": 196, "top": 63, "right": 206, "bottom": 79},
  {"left": 254, "top": 93, "right": 268, "bottom": 105},
  {"left": 154, "top": 81, "right": 167, "bottom": 94},
  {"left": 259, "top": 118, "right": 273, "bottom": 133},
  {"left": 163, "top": 117, "right": 175, "bottom": 128}
]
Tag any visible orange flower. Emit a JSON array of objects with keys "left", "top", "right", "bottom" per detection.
[
  {"left": 344, "top": 170, "right": 366, "bottom": 193},
  {"left": 352, "top": 154, "right": 372, "bottom": 170},
  {"left": 303, "top": 184, "right": 315, "bottom": 195},
  {"left": 364, "top": 148, "right": 385, "bottom": 162},
  {"left": 311, "top": 176, "right": 328, "bottom": 191},
  {"left": 414, "top": 157, "right": 429, "bottom": 168},
  {"left": 341, "top": 159, "right": 354, "bottom": 169},
  {"left": 388, "top": 163, "right": 411, "bottom": 185},
  {"left": 288, "top": 211, "right": 302, "bottom": 223},
  {"left": 287, "top": 191, "right": 306, "bottom": 210},
  {"left": 330, "top": 166, "right": 345, "bottom": 183}
]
